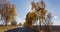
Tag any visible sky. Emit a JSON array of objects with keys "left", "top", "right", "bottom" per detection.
[{"left": 0, "top": 0, "right": 60, "bottom": 25}]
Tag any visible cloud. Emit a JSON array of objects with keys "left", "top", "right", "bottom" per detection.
[
  {"left": 53, "top": 16, "right": 58, "bottom": 19},
  {"left": 52, "top": 15, "right": 59, "bottom": 25},
  {"left": 15, "top": 16, "right": 25, "bottom": 25},
  {"left": 53, "top": 20, "right": 60, "bottom": 25}
]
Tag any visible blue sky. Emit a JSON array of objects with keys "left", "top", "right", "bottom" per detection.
[{"left": 8, "top": 0, "right": 60, "bottom": 25}]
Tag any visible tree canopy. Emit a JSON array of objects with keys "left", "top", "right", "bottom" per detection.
[{"left": 0, "top": 0, "right": 16, "bottom": 25}]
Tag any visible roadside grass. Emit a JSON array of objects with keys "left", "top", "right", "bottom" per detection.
[{"left": 0, "top": 26, "right": 20, "bottom": 32}]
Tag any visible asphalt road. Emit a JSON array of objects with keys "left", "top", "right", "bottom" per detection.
[{"left": 4, "top": 26, "right": 38, "bottom": 32}]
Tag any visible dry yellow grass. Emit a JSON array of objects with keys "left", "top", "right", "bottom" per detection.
[{"left": 0, "top": 26, "right": 19, "bottom": 32}]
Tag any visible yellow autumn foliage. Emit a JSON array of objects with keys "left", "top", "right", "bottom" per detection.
[
  {"left": 0, "top": 4, "right": 16, "bottom": 25},
  {"left": 25, "top": 12, "right": 38, "bottom": 25}
]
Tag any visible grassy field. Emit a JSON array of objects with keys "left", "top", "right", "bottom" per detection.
[{"left": 0, "top": 26, "right": 20, "bottom": 32}]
